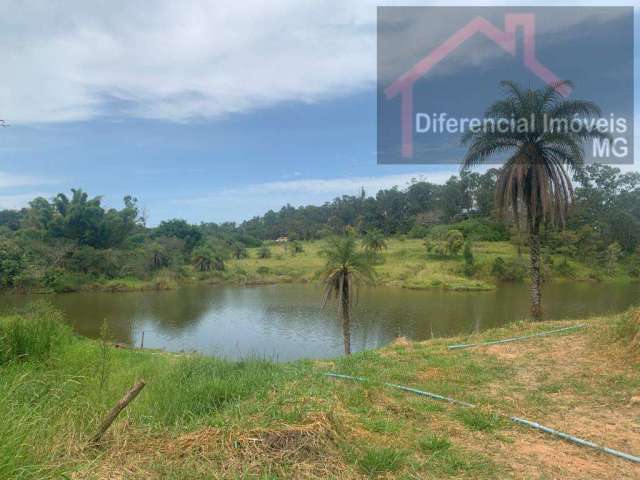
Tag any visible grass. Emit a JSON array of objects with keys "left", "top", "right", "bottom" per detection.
[
  {"left": 1, "top": 305, "right": 639, "bottom": 478},
  {"left": 454, "top": 409, "right": 503, "bottom": 432},
  {"left": 418, "top": 434, "right": 452, "bottom": 453},
  {"left": 226, "top": 238, "right": 634, "bottom": 291},
  {"left": 0, "top": 301, "right": 73, "bottom": 364},
  {"left": 5, "top": 238, "right": 633, "bottom": 295},
  {"left": 356, "top": 448, "right": 406, "bottom": 476}
]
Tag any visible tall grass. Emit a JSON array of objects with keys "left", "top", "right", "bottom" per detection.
[
  {"left": 612, "top": 309, "right": 640, "bottom": 350},
  {"left": 144, "top": 355, "right": 282, "bottom": 427},
  {"left": 0, "top": 301, "right": 290, "bottom": 477},
  {"left": 0, "top": 301, "right": 73, "bottom": 365}
]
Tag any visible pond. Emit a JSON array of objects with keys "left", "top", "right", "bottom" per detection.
[{"left": 3, "top": 282, "right": 639, "bottom": 361}]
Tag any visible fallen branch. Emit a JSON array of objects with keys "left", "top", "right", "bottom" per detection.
[{"left": 89, "top": 379, "right": 146, "bottom": 445}]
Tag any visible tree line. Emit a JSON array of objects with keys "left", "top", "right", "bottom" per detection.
[{"left": 0, "top": 162, "right": 638, "bottom": 292}]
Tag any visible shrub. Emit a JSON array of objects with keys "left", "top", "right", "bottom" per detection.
[
  {"left": 257, "top": 246, "right": 271, "bottom": 259},
  {"left": 491, "top": 257, "right": 527, "bottom": 282},
  {"left": 0, "top": 302, "right": 73, "bottom": 364},
  {"left": 0, "top": 239, "right": 24, "bottom": 287},
  {"left": 43, "top": 268, "right": 79, "bottom": 293},
  {"left": 229, "top": 243, "right": 248, "bottom": 260},
  {"left": 445, "top": 229, "right": 464, "bottom": 256},
  {"left": 612, "top": 309, "right": 640, "bottom": 350},
  {"left": 432, "top": 219, "right": 508, "bottom": 241},
  {"left": 256, "top": 266, "right": 271, "bottom": 275},
  {"left": 554, "top": 258, "right": 577, "bottom": 278},
  {"left": 606, "top": 242, "right": 622, "bottom": 275},
  {"left": 290, "top": 241, "right": 304, "bottom": 256},
  {"left": 408, "top": 224, "right": 429, "bottom": 239}
]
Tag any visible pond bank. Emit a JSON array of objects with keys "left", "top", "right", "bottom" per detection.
[{"left": 1, "top": 306, "right": 639, "bottom": 478}]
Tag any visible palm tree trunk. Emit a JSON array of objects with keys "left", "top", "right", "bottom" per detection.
[
  {"left": 341, "top": 275, "right": 351, "bottom": 355},
  {"left": 528, "top": 213, "right": 543, "bottom": 319}
]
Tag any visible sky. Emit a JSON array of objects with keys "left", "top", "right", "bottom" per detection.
[{"left": 0, "top": 1, "right": 638, "bottom": 225}]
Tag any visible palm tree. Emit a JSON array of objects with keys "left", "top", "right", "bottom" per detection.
[
  {"left": 149, "top": 243, "right": 169, "bottom": 270},
  {"left": 462, "top": 81, "right": 608, "bottom": 318},
  {"left": 192, "top": 245, "right": 213, "bottom": 272},
  {"left": 320, "top": 235, "right": 375, "bottom": 355},
  {"left": 362, "top": 229, "right": 387, "bottom": 255}
]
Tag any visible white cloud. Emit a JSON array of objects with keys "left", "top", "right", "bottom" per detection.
[
  {"left": 0, "top": 0, "right": 377, "bottom": 123},
  {"left": 178, "top": 171, "right": 453, "bottom": 206},
  {"left": 167, "top": 171, "right": 454, "bottom": 222},
  {"left": 1, "top": 1, "right": 623, "bottom": 124},
  {"left": 0, "top": 171, "right": 59, "bottom": 189},
  {"left": 0, "top": 171, "right": 62, "bottom": 209},
  {"left": 0, "top": 192, "right": 45, "bottom": 209}
]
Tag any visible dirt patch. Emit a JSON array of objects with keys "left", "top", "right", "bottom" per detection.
[
  {"left": 415, "top": 367, "right": 444, "bottom": 382},
  {"left": 391, "top": 336, "right": 412, "bottom": 348},
  {"left": 476, "top": 321, "right": 640, "bottom": 478},
  {"left": 503, "top": 435, "right": 629, "bottom": 479}
]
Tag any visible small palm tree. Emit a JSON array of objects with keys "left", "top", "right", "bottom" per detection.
[
  {"left": 462, "top": 80, "right": 608, "bottom": 318},
  {"left": 257, "top": 245, "right": 271, "bottom": 259},
  {"left": 192, "top": 246, "right": 213, "bottom": 272},
  {"left": 149, "top": 243, "right": 169, "bottom": 270},
  {"left": 362, "top": 229, "right": 387, "bottom": 256},
  {"left": 320, "top": 235, "right": 375, "bottom": 355}
]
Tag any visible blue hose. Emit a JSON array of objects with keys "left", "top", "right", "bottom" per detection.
[
  {"left": 447, "top": 324, "right": 586, "bottom": 350},
  {"left": 325, "top": 372, "right": 640, "bottom": 464}
]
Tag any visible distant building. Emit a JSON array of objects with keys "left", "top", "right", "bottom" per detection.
[{"left": 275, "top": 236, "right": 288, "bottom": 243}]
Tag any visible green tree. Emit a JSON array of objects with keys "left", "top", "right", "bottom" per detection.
[
  {"left": 0, "top": 239, "right": 24, "bottom": 287},
  {"left": 462, "top": 81, "right": 607, "bottom": 318},
  {"left": 320, "top": 236, "right": 374, "bottom": 355},
  {"left": 463, "top": 240, "right": 475, "bottom": 277},
  {"left": 155, "top": 219, "right": 202, "bottom": 252},
  {"left": 606, "top": 242, "right": 622, "bottom": 275}
]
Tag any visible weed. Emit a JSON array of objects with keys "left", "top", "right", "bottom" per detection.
[
  {"left": 419, "top": 433, "right": 451, "bottom": 453},
  {"left": 455, "top": 409, "right": 502, "bottom": 432},
  {"left": 357, "top": 447, "right": 406, "bottom": 476}
]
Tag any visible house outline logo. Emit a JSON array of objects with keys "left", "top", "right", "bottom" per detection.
[{"left": 384, "top": 13, "right": 571, "bottom": 159}]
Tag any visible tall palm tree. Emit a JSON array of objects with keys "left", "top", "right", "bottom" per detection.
[
  {"left": 462, "top": 81, "right": 608, "bottom": 318},
  {"left": 320, "top": 235, "right": 375, "bottom": 355}
]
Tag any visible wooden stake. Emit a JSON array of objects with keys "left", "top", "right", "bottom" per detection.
[
  {"left": 140, "top": 330, "right": 145, "bottom": 349},
  {"left": 89, "top": 380, "right": 146, "bottom": 445}
]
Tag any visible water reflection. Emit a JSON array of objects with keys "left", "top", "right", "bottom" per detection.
[{"left": 2, "top": 282, "right": 639, "bottom": 361}]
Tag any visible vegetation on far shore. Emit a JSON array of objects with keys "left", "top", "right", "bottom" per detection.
[
  {"left": 2, "top": 302, "right": 639, "bottom": 479},
  {"left": 2, "top": 162, "right": 640, "bottom": 296},
  {"left": 3, "top": 236, "right": 637, "bottom": 295}
]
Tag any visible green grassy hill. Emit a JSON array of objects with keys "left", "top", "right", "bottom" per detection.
[
  {"left": 200, "top": 238, "right": 628, "bottom": 292},
  {"left": 2, "top": 304, "right": 639, "bottom": 478}
]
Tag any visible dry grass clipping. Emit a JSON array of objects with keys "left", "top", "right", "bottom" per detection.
[{"left": 76, "top": 413, "right": 352, "bottom": 479}]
